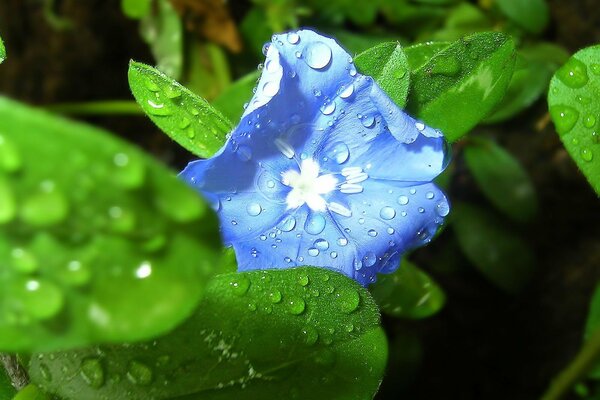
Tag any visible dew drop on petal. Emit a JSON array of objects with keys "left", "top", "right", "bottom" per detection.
[
  {"left": 338, "top": 238, "right": 348, "bottom": 246},
  {"left": 360, "top": 115, "right": 376, "bottom": 128},
  {"left": 426, "top": 191, "right": 435, "bottom": 199},
  {"left": 287, "top": 32, "right": 300, "bottom": 44},
  {"left": 340, "top": 84, "right": 354, "bottom": 99},
  {"left": 279, "top": 216, "right": 296, "bottom": 232},
  {"left": 368, "top": 229, "right": 378, "bottom": 237},
  {"left": 246, "top": 202, "right": 262, "bottom": 216},
  {"left": 304, "top": 41, "right": 332, "bottom": 70},
  {"left": 305, "top": 213, "right": 326, "bottom": 235},
  {"left": 326, "top": 142, "right": 349, "bottom": 164},
  {"left": 436, "top": 200, "right": 450, "bottom": 217},
  {"left": 379, "top": 206, "right": 396, "bottom": 220},
  {"left": 363, "top": 252, "right": 377, "bottom": 267},
  {"left": 397, "top": 195, "right": 409, "bottom": 205},
  {"left": 320, "top": 100, "right": 336, "bottom": 115},
  {"left": 314, "top": 239, "right": 329, "bottom": 250},
  {"left": 308, "top": 248, "right": 320, "bottom": 257}
]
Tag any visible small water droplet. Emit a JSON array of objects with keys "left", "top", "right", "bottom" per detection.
[
  {"left": 229, "top": 276, "right": 250, "bottom": 296},
  {"left": 330, "top": 251, "right": 338, "bottom": 259},
  {"left": 591, "top": 63, "right": 600, "bottom": 75},
  {"left": 581, "top": 148, "right": 594, "bottom": 162},
  {"left": 436, "top": 200, "right": 450, "bottom": 217},
  {"left": 21, "top": 182, "right": 69, "bottom": 228},
  {"left": 360, "top": 115, "right": 375, "bottom": 128},
  {"left": 379, "top": 206, "right": 396, "bottom": 220},
  {"left": 308, "top": 248, "right": 320, "bottom": 257},
  {"left": 363, "top": 252, "right": 377, "bottom": 267},
  {"left": 146, "top": 99, "right": 171, "bottom": 116},
  {"left": 397, "top": 195, "right": 409, "bottom": 205},
  {"left": 112, "top": 151, "right": 146, "bottom": 189},
  {"left": 280, "top": 216, "right": 296, "bottom": 232},
  {"left": 287, "top": 297, "right": 306, "bottom": 315},
  {"left": 426, "top": 191, "right": 435, "bottom": 199},
  {"left": 298, "top": 275, "right": 310, "bottom": 286},
  {"left": 584, "top": 114, "right": 597, "bottom": 128},
  {"left": 557, "top": 58, "right": 589, "bottom": 88},
  {"left": 304, "top": 41, "right": 332, "bottom": 70},
  {"left": 337, "top": 238, "right": 348, "bottom": 246},
  {"left": 550, "top": 105, "right": 579, "bottom": 134},
  {"left": 246, "top": 202, "right": 262, "bottom": 216},
  {"left": 387, "top": 227, "right": 395, "bottom": 234},
  {"left": 368, "top": 229, "right": 378, "bottom": 237},
  {"left": 269, "top": 290, "right": 282, "bottom": 303},
  {"left": 127, "top": 360, "right": 153, "bottom": 386},
  {"left": 314, "top": 239, "right": 329, "bottom": 250},
  {"left": 305, "top": 214, "right": 326, "bottom": 235},
  {"left": 81, "top": 358, "right": 105, "bottom": 389}
]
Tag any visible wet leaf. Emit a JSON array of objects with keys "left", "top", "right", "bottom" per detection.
[
  {"left": 29, "top": 268, "right": 387, "bottom": 400},
  {"left": 140, "top": 0, "right": 183, "bottom": 79},
  {"left": 121, "top": 0, "right": 151, "bottom": 19},
  {"left": 496, "top": 0, "right": 550, "bottom": 34},
  {"left": 0, "top": 367, "right": 16, "bottom": 399},
  {"left": 12, "top": 384, "right": 50, "bottom": 400},
  {"left": 355, "top": 42, "right": 411, "bottom": 108},
  {"left": 464, "top": 137, "right": 537, "bottom": 222},
  {"left": 407, "top": 32, "right": 516, "bottom": 142},
  {"left": 128, "top": 61, "right": 233, "bottom": 158},
  {"left": 212, "top": 71, "right": 260, "bottom": 127},
  {"left": 548, "top": 45, "right": 600, "bottom": 196},
  {"left": 452, "top": 203, "right": 535, "bottom": 293},
  {"left": 404, "top": 41, "right": 451, "bottom": 71},
  {"left": 0, "top": 97, "right": 221, "bottom": 351},
  {"left": 370, "top": 259, "right": 445, "bottom": 319}
]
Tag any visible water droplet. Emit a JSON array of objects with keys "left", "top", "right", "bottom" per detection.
[
  {"left": 298, "top": 275, "right": 310, "bottom": 286},
  {"left": 305, "top": 214, "right": 326, "bottom": 235},
  {"left": 591, "top": 63, "right": 600, "bottom": 75},
  {"left": 269, "top": 290, "right": 282, "bottom": 303},
  {"left": 146, "top": 99, "right": 171, "bottom": 116},
  {"left": 0, "top": 134, "right": 22, "bottom": 172},
  {"left": 415, "top": 122, "right": 426, "bottom": 131},
  {"left": 368, "top": 229, "right": 378, "bottom": 237},
  {"left": 287, "top": 297, "right": 306, "bottom": 315},
  {"left": 436, "top": 200, "right": 450, "bottom": 217},
  {"left": 236, "top": 145, "right": 252, "bottom": 161},
  {"left": 387, "top": 227, "right": 395, "bottom": 234},
  {"left": 21, "top": 182, "right": 69, "bottom": 227},
  {"left": 337, "top": 238, "right": 348, "bottom": 247},
  {"left": 229, "top": 275, "right": 250, "bottom": 296},
  {"left": 287, "top": 32, "right": 300, "bottom": 44},
  {"left": 246, "top": 202, "right": 262, "bottom": 216},
  {"left": 379, "top": 206, "right": 396, "bottom": 220},
  {"left": 550, "top": 105, "right": 579, "bottom": 134},
  {"left": 127, "top": 360, "right": 153, "bottom": 386},
  {"left": 314, "top": 239, "right": 329, "bottom": 250},
  {"left": 340, "top": 84, "right": 354, "bottom": 99},
  {"left": 426, "top": 191, "right": 435, "bottom": 199},
  {"left": 337, "top": 287, "right": 360, "bottom": 313},
  {"left": 325, "top": 142, "right": 349, "bottom": 164},
  {"left": 430, "top": 55, "right": 460, "bottom": 76},
  {"left": 61, "top": 260, "right": 91, "bottom": 287},
  {"left": 363, "top": 252, "right": 377, "bottom": 267},
  {"left": 396, "top": 195, "right": 409, "bottom": 206},
  {"left": 80, "top": 358, "right": 105, "bottom": 389},
  {"left": 320, "top": 100, "right": 336, "bottom": 115},
  {"left": 280, "top": 216, "right": 296, "bottom": 232},
  {"left": 581, "top": 148, "right": 594, "bottom": 162},
  {"left": 584, "top": 114, "right": 597, "bottom": 128},
  {"left": 360, "top": 115, "right": 375, "bottom": 128},
  {"left": 418, "top": 207, "right": 425, "bottom": 213},
  {"left": 301, "top": 326, "right": 318, "bottom": 345},
  {"left": 304, "top": 41, "right": 332, "bottom": 70},
  {"left": 577, "top": 95, "right": 592, "bottom": 105},
  {"left": 557, "top": 58, "right": 589, "bottom": 88},
  {"left": 108, "top": 205, "right": 136, "bottom": 233},
  {"left": 308, "top": 248, "right": 320, "bottom": 257}
]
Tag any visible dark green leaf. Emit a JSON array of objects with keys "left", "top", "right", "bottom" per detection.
[
  {"left": 370, "top": 259, "right": 445, "bottom": 319},
  {"left": 0, "top": 365, "right": 16, "bottom": 399},
  {"left": 240, "top": 7, "right": 273, "bottom": 57},
  {"left": 12, "top": 384, "right": 50, "bottom": 400},
  {"left": 121, "top": 0, "right": 151, "bottom": 19},
  {"left": 0, "top": 97, "right": 221, "bottom": 351},
  {"left": 355, "top": 42, "right": 410, "bottom": 108},
  {"left": 139, "top": 0, "right": 183, "bottom": 79},
  {"left": 585, "top": 284, "right": 600, "bottom": 378},
  {"left": 496, "top": 0, "right": 550, "bottom": 34},
  {"left": 404, "top": 41, "right": 451, "bottom": 71},
  {"left": 381, "top": 1, "right": 449, "bottom": 38},
  {"left": 548, "top": 45, "right": 600, "bottom": 196},
  {"left": 464, "top": 137, "right": 537, "bottom": 222},
  {"left": 452, "top": 203, "right": 535, "bottom": 293},
  {"left": 407, "top": 32, "right": 516, "bottom": 142},
  {"left": 29, "top": 268, "right": 387, "bottom": 400},
  {"left": 128, "top": 61, "right": 233, "bottom": 158},
  {"left": 212, "top": 71, "right": 260, "bottom": 123},
  {"left": 0, "top": 35, "right": 5, "bottom": 64}
]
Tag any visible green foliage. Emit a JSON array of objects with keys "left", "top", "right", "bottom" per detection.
[
  {"left": 128, "top": 61, "right": 233, "bottom": 158},
  {"left": 12, "top": 385, "right": 50, "bottom": 400},
  {"left": 0, "top": 97, "right": 221, "bottom": 352},
  {"left": 425, "top": 3, "right": 492, "bottom": 42},
  {"left": 548, "top": 45, "right": 600, "bottom": 196},
  {"left": 120, "top": 0, "right": 152, "bottom": 19},
  {"left": 404, "top": 41, "right": 451, "bottom": 71},
  {"left": 452, "top": 203, "right": 535, "bottom": 293},
  {"left": 495, "top": 0, "right": 550, "bottom": 35},
  {"left": 370, "top": 259, "right": 445, "bottom": 319},
  {"left": 355, "top": 42, "right": 411, "bottom": 109},
  {"left": 464, "top": 137, "right": 537, "bottom": 223},
  {"left": 0, "top": 367, "right": 16, "bottom": 399},
  {"left": 0, "top": 35, "right": 5, "bottom": 64},
  {"left": 586, "top": 284, "right": 600, "bottom": 379},
  {"left": 212, "top": 71, "right": 260, "bottom": 123},
  {"left": 407, "top": 32, "right": 517, "bottom": 142},
  {"left": 29, "top": 268, "right": 387, "bottom": 400}
]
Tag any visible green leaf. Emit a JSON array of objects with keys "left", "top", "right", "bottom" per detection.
[
  {"left": 464, "top": 137, "right": 537, "bottom": 222},
  {"left": 426, "top": 3, "right": 492, "bottom": 42},
  {"left": 404, "top": 41, "right": 451, "bottom": 71},
  {"left": 0, "top": 35, "right": 5, "bottom": 64},
  {"left": 355, "top": 42, "right": 410, "bottom": 108},
  {"left": 496, "top": 0, "right": 550, "bottom": 34},
  {"left": 29, "top": 268, "right": 387, "bottom": 400},
  {"left": 212, "top": 71, "right": 260, "bottom": 123},
  {"left": 370, "top": 259, "right": 445, "bottom": 319},
  {"left": 330, "top": 30, "right": 405, "bottom": 55},
  {"left": 548, "top": 45, "right": 600, "bottom": 196},
  {"left": 128, "top": 61, "right": 233, "bottom": 158},
  {"left": 0, "top": 97, "right": 221, "bottom": 351},
  {"left": 12, "top": 385, "right": 50, "bottom": 400},
  {"left": 485, "top": 43, "right": 569, "bottom": 123},
  {"left": 407, "top": 32, "right": 516, "bottom": 142},
  {"left": 0, "top": 366, "right": 16, "bottom": 399},
  {"left": 121, "top": 0, "right": 151, "bottom": 19},
  {"left": 585, "top": 284, "right": 600, "bottom": 378},
  {"left": 452, "top": 203, "right": 535, "bottom": 293},
  {"left": 139, "top": 0, "right": 183, "bottom": 79}
]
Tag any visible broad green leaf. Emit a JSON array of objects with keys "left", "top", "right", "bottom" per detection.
[
  {"left": 370, "top": 259, "right": 445, "bottom": 319},
  {"left": 585, "top": 284, "right": 600, "bottom": 378},
  {"left": 355, "top": 42, "right": 411, "bottom": 109},
  {"left": 12, "top": 385, "right": 50, "bottom": 400},
  {"left": 29, "top": 268, "right": 388, "bottom": 400},
  {"left": 121, "top": 0, "right": 151, "bottom": 19},
  {"left": 0, "top": 35, "right": 5, "bottom": 64},
  {"left": 464, "top": 137, "right": 537, "bottom": 222},
  {"left": 496, "top": 0, "right": 550, "bottom": 34},
  {"left": 404, "top": 41, "right": 451, "bottom": 71},
  {"left": 0, "top": 97, "right": 221, "bottom": 351},
  {"left": 485, "top": 43, "right": 569, "bottom": 123},
  {"left": 139, "top": 0, "right": 183, "bottom": 79},
  {"left": 407, "top": 32, "right": 516, "bottom": 142},
  {"left": 452, "top": 203, "right": 535, "bottom": 293},
  {"left": 129, "top": 61, "right": 233, "bottom": 158},
  {"left": 212, "top": 71, "right": 260, "bottom": 123},
  {"left": 548, "top": 45, "right": 600, "bottom": 196}
]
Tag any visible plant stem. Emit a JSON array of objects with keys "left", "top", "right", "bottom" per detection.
[
  {"left": 45, "top": 100, "right": 144, "bottom": 116},
  {"left": 541, "top": 328, "right": 600, "bottom": 400}
]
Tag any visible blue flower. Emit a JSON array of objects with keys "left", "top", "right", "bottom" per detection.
[{"left": 180, "top": 29, "right": 450, "bottom": 285}]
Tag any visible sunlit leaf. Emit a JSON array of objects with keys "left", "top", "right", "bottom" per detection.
[
  {"left": 0, "top": 97, "right": 221, "bottom": 351},
  {"left": 370, "top": 259, "right": 445, "bottom": 319},
  {"left": 355, "top": 42, "right": 411, "bottom": 108},
  {"left": 548, "top": 45, "right": 600, "bottom": 196},
  {"left": 121, "top": 0, "right": 152, "bottom": 19},
  {"left": 464, "top": 137, "right": 537, "bottom": 222},
  {"left": 129, "top": 61, "right": 233, "bottom": 158},
  {"left": 407, "top": 32, "right": 516, "bottom": 142},
  {"left": 452, "top": 203, "right": 535, "bottom": 293},
  {"left": 12, "top": 384, "right": 50, "bottom": 400},
  {"left": 404, "top": 41, "right": 451, "bottom": 71},
  {"left": 29, "top": 268, "right": 387, "bottom": 400},
  {"left": 496, "top": 0, "right": 550, "bottom": 34},
  {"left": 212, "top": 71, "right": 260, "bottom": 122}
]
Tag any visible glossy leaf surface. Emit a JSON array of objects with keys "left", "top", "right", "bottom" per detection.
[
  {"left": 407, "top": 32, "right": 516, "bottom": 142},
  {"left": 129, "top": 61, "right": 233, "bottom": 158},
  {"left": 464, "top": 137, "right": 537, "bottom": 222},
  {"left": 29, "top": 268, "right": 387, "bottom": 400},
  {"left": 0, "top": 97, "right": 221, "bottom": 351},
  {"left": 355, "top": 42, "right": 411, "bottom": 108},
  {"left": 548, "top": 45, "right": 600, "bottom": 196}
]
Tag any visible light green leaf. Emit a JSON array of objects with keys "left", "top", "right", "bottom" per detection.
[
  {"left": 548, "top": 45, "right": 600, "bottom": 196},
  {"left": 29, "top": 268, "right": 387, "bottom": 400},
  {"left": 370, "top": 259, "right": 445, "bottom": 319},
  {"left": 464, "top": 137, "right": 537, "bottom": 222},
  {"left": 212, "top": 71, "right": 260, "bottom": 123},
  {"left": 496, "top": 0, "right": 550, "bottom": 34},
  {"left": 407, "top": 32, "right": 516, "bottom": 142},
  {"left": 0, "top": 35, "right": 5, "bottom": 64},
  {"left": 12, "top": 384, "right": 50, "bottom": 400},
  {"left": 139, "top": 0, "right": 183, "bottom": 79},
  {"left": 585, "top": 284, "right": 600, "bottom": 379},
  {"left": 128, "top": 61, "right": 233, "bottom": 158},
  {"left": 404, "top": 41, "right": 451, "bottom": 71},
  {"left": 452, "top": 203, "right": 535, "bottom": 293},
  {"left": 355, "top": 42, "right": 410, "bottom": 108},
  {"left": 0, "top": 97, "right": 221, "bottom": 351},
  {"left": 121, "top": 0, "right": 152, "bottom": 19}
]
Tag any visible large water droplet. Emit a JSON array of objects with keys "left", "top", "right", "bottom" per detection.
[
  {"left": 308, "top": 248, "right": 320, "bottom": 257},
  {"left": 127, "top": 360, "right": 153, "bottom": 386},
  {"left": 287, "top": 32, "right": 300, "bottom": 44},
  {"left": 360, "top": 115, "right": 375, "bottom": 128},
  {"left": 146, "top": 99, "right": 171, "bottom": 116},
  {"left": 246, "top": 202, "right": 262, "bottom": 216},
  {"left": 436, "top": 200, "right": 450, "bottom": 217},
  {"left": 336, "top": 287, "right": 360, "bottom": 313},
  {"left": 550, "top": 105, "right": 579, "bottom": 134},
  {"left": 325, "top": 142, "right": 349, "bottom": 164},
  {"left": 298, "top": 274, "right": 310, "bottom": 286},
  {"left": 379, "top": 206, "right": 396, "bottom": 220},
  {"left": 340, "top": 84, "right": 354, "bottom": 99},
  {"left": 305, "top": 214, "right": 326, "bottom": 235},
  {"left": 320, "top": 100, "right": 336, "bottom": 115},
  {"left": 304, "top": 42, "right": 332, "bottom": 70},
  {"left": 80, "top": 358, "right": 105, "bottom": 389},
  {"left": 363, "top": 252, "right": 377, "bottom": 267},
  {"left": 338, "top": 238, "right": 348, "bottom": 246},
  {"left": 581, "top": 148, "right": 594, "bottom": 162},
  {"left": 280, "top": 216, "right": 296, "bottom": 232},
  {"left": 229, "top": 275, "right": 251, "bottom": 296},
  {"left": 269, "top": 290, "right": 282, "bottom": 303},
  {"left": 584, "top": 114, "right": 596, "bottom": 129},
  {"left": 557, "top": 57, "right": 589, "bottom": 88},
  {"left": 287, "top": 297, "right": 306, "bottom": 315},
  {"left": 368, "top": 229, "right": 378, "bottom": 237},
  {"left": 19, "top": 279, "right": 64, "bottom": 320}
]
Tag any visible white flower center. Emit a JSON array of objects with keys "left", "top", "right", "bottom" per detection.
[{"left": 281, "top": 159, "right": 337, "bottom": 212}]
